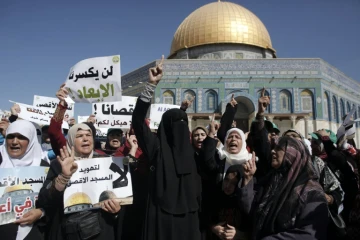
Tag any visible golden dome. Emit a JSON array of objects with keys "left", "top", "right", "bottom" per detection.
[
  {"left": 4, "top": 183, "right": 32, "bottom": 194},
  {"left": 170, "top": 1, "right": 275, "bottom": 56},
  {"left": 64, "top": 192, "right": 92, "bottom": 208}
]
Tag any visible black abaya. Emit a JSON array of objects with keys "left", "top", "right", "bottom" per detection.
[{"left": 132, "top": 98, "right": 201, "bottom": 240}]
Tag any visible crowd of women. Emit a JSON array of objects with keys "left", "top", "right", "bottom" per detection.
[{"left": 0, "top": 59, "right": 359, "bottom": 240}]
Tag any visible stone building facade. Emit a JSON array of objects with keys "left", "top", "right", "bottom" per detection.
[{"left": 121, "top": 1, "right": 360, "bottom": 146}]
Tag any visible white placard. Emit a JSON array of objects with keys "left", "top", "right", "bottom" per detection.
[
  {"left": 92, "top": 96, "right": 137, "bottom": 128},
  {"left": 149, "top": 104, "right": 180, "bottom": 129},
  {"left": 10, "top": 101, "right": 52, "bottom": 125},
  {"left": 33, "top": 95, "right": 74, "bottom": 117},
  {"left": 77, "top": 116, "right": 88, "bottom": 124},
  {"left": 63, "top": 157, "right": 132, "bottom": 214},
  {"left": 64, "top": 55, "right": 121, "bottom": 103}
]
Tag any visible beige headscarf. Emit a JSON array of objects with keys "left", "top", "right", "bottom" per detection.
[{"left": 66, "top": 123, "right": 94, "bottom": 160}]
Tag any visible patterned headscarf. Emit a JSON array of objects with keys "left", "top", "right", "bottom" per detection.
[
  {"left": 254, "top": 137, "right": 324, "bottom": 239},
  {"left": 66, "top": 123, "right": 94, "bottom": 160}
]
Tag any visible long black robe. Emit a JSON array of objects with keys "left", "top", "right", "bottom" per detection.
[
  {"left": 132, "top": 98, "right": 201, "bottom": 240},
  {"left": 36, "top": 155, "right": 119, "bottom": 240}
]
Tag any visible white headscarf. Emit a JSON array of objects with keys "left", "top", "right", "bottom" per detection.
[
  {"left": 0, "top": 120, "right": 44, "bottom": 240},
  {"left": 217, "top": 128, "right": 252, "bottom": 176},
  {"left": 0, "top": 120, "right": 43, "bottom": 168}
]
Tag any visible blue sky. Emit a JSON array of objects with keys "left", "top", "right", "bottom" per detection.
[{"left": 1, "top": 0, "right": 359, "bottom": 117}]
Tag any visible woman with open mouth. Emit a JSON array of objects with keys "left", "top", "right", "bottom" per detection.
[
  {"left": 0, "top": 120, "right": 49, "bottom": 240},
  {"left": 36, "top": 85, "right": 135, "bottom": 240}
]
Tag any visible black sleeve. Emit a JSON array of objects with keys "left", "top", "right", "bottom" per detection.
[
  {"left": 132, "top": 98, "right": 158, "bottom": 161},
  {"left": 36, "top": 160, "right": 63, "bottom": 219},
  {"left": 217, "top": 103, "right": 237, "bottom": 144},
  {"left": 9, "top": 115, "right": 18, "bottom": 123},
  {"left": 202, "top": 137, "right": 220, "bottom": 172}
]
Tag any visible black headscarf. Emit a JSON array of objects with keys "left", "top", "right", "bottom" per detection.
[{"left": 155, "top": 108, "right": 201, "bottom": 214}]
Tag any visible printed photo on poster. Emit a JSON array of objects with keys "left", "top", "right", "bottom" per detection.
[
  {"left": 63, "top": 157, "right": 132, "bottom": 214},
  {"left": 0, "top": 167, "right": 49, "bottom": 225}
]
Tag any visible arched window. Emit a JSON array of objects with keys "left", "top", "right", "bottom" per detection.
[
  {"left": 347, "top": 102, "right": 351, "bottom": 113},
  {"left": 184, "top": 90, "right": 196, "bottom": 112},
  {"left": 301, "top": 90, "right": 313, "bottom": 112},
  {"left": 340, "top": 99, "right": 345, "bottom": 119},
  {"left": 206, "top": 90, "right": 217, "bottom": 111},
  {"left": 279, "top": 90, "right": 291, "bottom": 113},
  {"left": 162, "top": 90, "right": 175, "bottom": 105},
  {"left": 332, "top": 96, "right": 339, "bottom": 123},
  {"left": 257, "top": 89, "right": 270, "bottom": 113},
  {"left": 323, "top": 92, "right": 330, "bottom": 120}
]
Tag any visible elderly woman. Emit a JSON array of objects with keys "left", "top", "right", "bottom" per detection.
[
  {"left": 0, "top": 120, "right": 49, "bottom": 240},
  {"left": 36, "top": 85, "right": 132, "bottom": 240},
  {"left": 238, "top": 137, "right": 328, "bottom": 240}
]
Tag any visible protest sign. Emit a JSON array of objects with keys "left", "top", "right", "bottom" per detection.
[
  {"left": 92, "top": 96, "right": 137, "bottom": 128},
  {"left": 77, "top": 116, "right": 88, "bottom": 124},
  {"left": 9, "top": 101, "right": 52, "bottom": 125},
  {"left": 63, "top": 157, "right": 132, "bottom": 214},
  {"left": 64, "top": 55, "right": 121, "bottom": 103},
  {"left": 33, "top": 95, "right": 75, "bottom": 117},
  {"left": 149, "top": 104, "right": 180, "bottom": 129},
  {"left": 0, "top": 167, "right": 48, "bottom": 225}
]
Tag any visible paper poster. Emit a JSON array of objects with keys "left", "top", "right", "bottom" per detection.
[
  {"left": 92, "top": 96, "right": 137, "bottom": 128},
  {"left": 63, "top": 157, "right": 132, "bottom": 214},
  {"left": 33, "top": 95, "right": 75, "bottom": 117},
  {"left": 0, "top": 167, "right": 49, "bottom": 225},
  {"left": 149, "top": 104, "right": 180, "bottom": 129},
  {"left": 94, "top": 128, "right": 109, "bottom": 138},
  {"left": 77, "top": 116, "right": 88, "bottom": 124},
  {"left": 10, "top": 101, "right": 52, "bottom": 125},
  {"left": 64, "top": 55, "right": 121, "bottom": 103}
]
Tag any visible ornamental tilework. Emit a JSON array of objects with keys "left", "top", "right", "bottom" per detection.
[{"left": 294, "top": 88, "right": 300, "bottom": 112}]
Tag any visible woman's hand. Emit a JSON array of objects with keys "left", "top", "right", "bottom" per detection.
[
  {"left": 57, "top": 146, "right": 78, "bottom": 177},
  {"left": 208, "top": 114, "right": 217, "bottom": 138},
  {"left": 148, "top": 55, "right": 164, "bottom": 85},
  {"left": 101, "top": 199, "right": 121, "bottom": 214},
  {"left": 242, "top": 152, "right": 256, "bottom": 186},
  {"left": 14, "top": 209, "right": 43, "bottom": 225},
  {"left": 56, "top": 84, "right": 69, "bottom": 106},
  {"left": 212, "top": 222, "right": 226, "bottom": 239},
  {"left": 258, "top": 88, "right": 270, "bottom": 114},
  {"left": 223, "top": 224, "right": 236, "bottom": 240},
  {"left": 180, "top": 97, "right": 195, "bottom": 111},
  {"left": 10, "top": 103, "right": 21, "bottom": 116},
  {"left": 229, "top": 94, "right": 237, "bottom": 107}
]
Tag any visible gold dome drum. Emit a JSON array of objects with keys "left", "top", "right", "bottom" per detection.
[
  {"left": 64, "top": 192, "right": 92, "bottom": 208},
  {"left": 170, "top": 1, "right": 275, "bottom": 56}
]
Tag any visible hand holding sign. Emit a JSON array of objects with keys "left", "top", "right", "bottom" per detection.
[
  {"left": 101, "top": 199, "right": 121, "bottom": 214},
  {"left": 11, "top": 103, "right": 21, "bottom": 116},
  {"left": 230, "top": 94, "right": 237, "bottom": 107},
  {"left": 14, "top": 209, "right": 42, "bottom": 225},
  {"left": 57, "top": 146, "right": 78, "bottom": 177},
  {"left": 149, "top": 55, "right": 164, "bottom": 85},
  {"left": 258, "top": 87, "right": 270, "bottom": 114}
]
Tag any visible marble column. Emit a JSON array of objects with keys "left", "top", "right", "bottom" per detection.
[
  {"left": 188, "top": 115, "right": 193, "bottom": 130},
  {"left": 304, "top": 116, "right": 309, "bottom": 137},
  {"left": 290, "top": 115, "right": 297, "bottom": 129}
]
